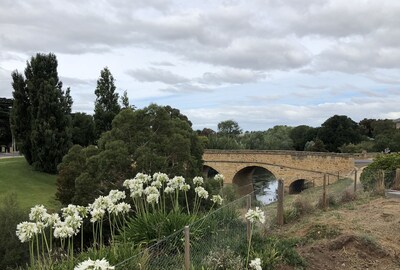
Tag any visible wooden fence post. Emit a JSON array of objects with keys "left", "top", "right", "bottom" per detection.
[
  {"left": 276, "top": 180, "right": 284, "bottom": 226},
  {"left": 327, "top": 174, "right": 330, "bottom": 186},
  {"left": 184, "top": 226, "right": 190, "bottom": 270},
  {"left": 337, "top": 171, "right": 340, "bottom": 181},
  {"left": 392, "top": 168, "right": 400, "bottom": 190},
  {"left": 323, "top": 174, "right": 327, "bottom": 210},
  {"left": 246, "top": 194, "right": 251, "bottom": 241},
  {"left": 375, "top": 170, "right": 385, "bottom": 195},
  {"left": 354, "top": 169, "right": 358, "bottom": 193}
]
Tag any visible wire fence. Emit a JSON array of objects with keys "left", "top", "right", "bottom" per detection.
[
  {"left": 114, "top": 195, "right": 252, "bottom": 269},
  {"left": 113, "top": 167, "right": 400, "bottom": 269}
]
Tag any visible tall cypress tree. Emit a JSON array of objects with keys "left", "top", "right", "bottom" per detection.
[
  {"left": 11, "top": 71, "right": 33, "bottom": 163},
  {"left": 93, "top": 67, "right": 120, "bottom": 138},
  {"left": 11, "top": 53, "right": 72, "bottom": 173}
]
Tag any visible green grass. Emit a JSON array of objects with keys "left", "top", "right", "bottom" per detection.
[{"left": 0, "top": 157, "right": 60, "bottom": 211}]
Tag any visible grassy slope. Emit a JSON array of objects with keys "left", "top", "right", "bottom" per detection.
[{"left": 0, "top": 157, "right": 60, "bottom": 210}]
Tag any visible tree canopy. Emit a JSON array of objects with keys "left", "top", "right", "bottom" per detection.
[
  {"left": 93, "top": 67, "right": 120, "bottom": 139},
  {"left": 0, "top": 98, "right": 13, "bottom": 148},
  {"left": 57, "top": 104, "right": 203, "bottom": 205},
  {"left": 11, "top": 53, "right": 72, "bottom": 172}
]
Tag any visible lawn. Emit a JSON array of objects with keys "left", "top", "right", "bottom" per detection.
[{"left": 0, "top": 157, "right": 60, "bottom": 210}]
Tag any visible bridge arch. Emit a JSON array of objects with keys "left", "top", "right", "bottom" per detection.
[
  {"left": 203, "top": 165, "right": 220, "bottom": 179},
  {"left": 233, "top": 165, "right": 278, "bottom": 196},
  {"left": 288, "top": 179, "right": 313, "bottom": 194}
]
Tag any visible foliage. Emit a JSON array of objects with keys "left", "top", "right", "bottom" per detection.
[
  {"left": 120, "top": 90, "right": 133, "bottom": 109},
  {"left": 206, "top": 134, "right": 243, "bottom": 149},
  {"left": 0, "top": 194, "right": 29, "bottom": 269},
  {"left": 304, "top": 138, "right": 327, "bottom": 152},
  {"left": 360, "top": 153, "right": 400, "bottom": 191},
  {"left": 0, "top": 97, "right": 13, "bottom": 148},
  {"left": 71, "top": 113, "right": 95, "bottom": 146},
  {"left": 264, "top": 125, "right": 294, "bottom": 150},
  {"left": 56, "top": 104, "right": 203, "bottom": 205},
  {"left": 0, "top": 158, "right": 59, "bottom": 210},
  {"left": 240, "top": 131, "right": 268, "bottom": 150},
  {"left": 11, "top": 53, "right": 72, "bottom": 173},
  {"left": 202, "top": 248, "right": 244, "bottom": 270},
  {"left": 217, "top": 120, "right": 242, "bottom": 136},
  {"left": 290, "top": 125, "right": 317, "bottom": 151},
  {"left": 318, "top": 115, "right": 361, "bottom": 152},
  {"left": 251, "top": 235, "right": 305, "bottom": 268},
  {"left": 304, "top": 224, "right": 341, "bottom": 242},
  {"left": 93, "top": 67, "right": 121, "bottom": 139},
  {"left": 339, "top": 140, "right": 375, "bottom": 153}
]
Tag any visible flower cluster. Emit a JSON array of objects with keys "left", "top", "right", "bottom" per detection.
[
  {"left": 16, "top": 222, "right": 38, "bottom": 243},
  {"left": 195, "top": 186, "right": 209, "bottom": 199},
  {"left": 249, "top": 258, "right": 262, "bottom": 270},
  {"left": 214, "top": 174, "right": 225, "bottom": 182},
  {"left": 74, "top": 258, "right": 114, "bottom": 270},
  {"left": 245, "top": 207, "right": 265, "bottom": 224}
]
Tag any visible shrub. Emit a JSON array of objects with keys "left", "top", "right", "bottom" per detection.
[
  {"left": 0, "top": 193, "right": 29, "bottom": 269},
  {"left": 316, "top": 194, "right": 338, "bottom": 209},
  {"left": 340, "top": 190, "right": 356, "bottom": 203},
  {"left": 202, "top": 248, "right": 244, "bottom": 270},
  {"left": 304, "top": 224, "right": 341, "bottom": 242},
  {"left": 292, "top": 197, "right": 314, "bottom": 215}
]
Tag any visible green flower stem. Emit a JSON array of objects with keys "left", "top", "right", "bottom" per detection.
[
  {"left": 184, "top": 191, "right": 190, "bottom": 215},
  {"left": 81, "top": 225, "right": 84, "bottom": 252},
  {"left": 246, "top": 223, "right": 254, "bottom": 269},
  {"left": 29, "top": 240, "right": 34, "bottom": 266}
]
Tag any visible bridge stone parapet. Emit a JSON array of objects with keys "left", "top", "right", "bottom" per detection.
[{"left": 202, "top": 150, "right": 355, "bottom": 193}]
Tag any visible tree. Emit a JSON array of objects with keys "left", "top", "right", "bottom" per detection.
[
  {"left": 240, "top": 131, "right": 268, "bottom": 149},
  {"left": 289, "top": 125, "right": 317, "bottom": 151},
  {"left": 264, "top": 125, "right": 294, "bottom": 150},
  {"left": 71, "top": 113, "right": 95, "bottom": 146},
  {"left": 0, "top": 98, "right": 13, "bottom": 150},
  {"left": 217, "top": 120, "right": 242, "bottom": 136},
  {"left": 11, "top": 53, "right": 72, "bottom": 172},
  {"left": 120, "top": 90, "right": 132, "bottom": 109},
  {"left": 56, "top": 105, "right": 204, "bottom": 205},
  {"left": 93, "top": 67, "right": 120, "bottom": 138},
  {"left": 318, "top": 115, "right": 361, "bottom": 152}
]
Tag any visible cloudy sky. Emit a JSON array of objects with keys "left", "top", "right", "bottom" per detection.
[{"left": 1, "top": 0, "right": 399, "bottom": 131}]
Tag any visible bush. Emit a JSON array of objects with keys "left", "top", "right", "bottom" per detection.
[
  {"left": 292, "top": 197, "right": 314, "bottom": 215},
  {"left": 202, "top": 248, "right": 244, "bottom": 270},
  {"left": 316, "top": 194, "right": 338, "bottom": 209},
  {"left": 304, "top": 224, "right": 341, "bottom": 242},
  {"left": 0, "top": 193, "right": 29, "bottom": 269},
  {"left": 251, "top": 235, "right": 305, "bottom": 268},
  {"left": 340, "top": 190, "right": 356, "bottom": 203}
]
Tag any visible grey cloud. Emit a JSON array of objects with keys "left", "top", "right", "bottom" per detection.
[
  {"left": 60, "top": 77, "right": 96, "bottom": 87},
  {"left": 160, "top": 83, "right": 213, "bottom": 93},
  {"left": 150, "top": 61, "right": 175, "bottom": 66},
  {"left": 126, "top": 67, "right": 189, "bottom": 84},
  {"left": 199, "top": 68, "right": 267, "bottom": 85},
  {"left": 0, "top": 67, "right": 12, "bottom": 98}
]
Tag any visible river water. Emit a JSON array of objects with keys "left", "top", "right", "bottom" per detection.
[{"left": 255, "top": 179, "right": 279, "bottom": 205}]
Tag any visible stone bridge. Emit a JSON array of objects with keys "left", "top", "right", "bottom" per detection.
[{"left": 202, "top": 150, "right": 355, "bottom": 194}]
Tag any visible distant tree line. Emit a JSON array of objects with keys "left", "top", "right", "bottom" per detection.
[{"left": 198, "top": 115, "right": 400, "bottom": 153}]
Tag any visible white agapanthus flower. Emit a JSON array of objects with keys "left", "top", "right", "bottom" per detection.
[
  {"left": 65, "top": 213, "right": 83, "bottom": 233},
  {"left": 179, "top": 183, "right": 190, "bottom": 192},
  {"left": 74, "top": 258, "right": 115, "bottom": 270},
  {"left": 78, "top": 206, "right": 89, "bottom": 218},
  {"left": 16, "top": 222, "right": 38, "bottom": 242},
  {"left": 29, "top": 205, "right": 47, "bottom": 221},
  {"left": 153, "top": 172, "right": 169, "bottom": 183},
  {"left": 211, "top": 195, "right": 223, "bottom": 205},
  {"left": 61, "top": 204, "right": 79, "bottom": 218},
  {"left": 108, "top": 190, "right": 126, "bottom": 203},
  {"left": 144, "top": 186, "right": 159, "bottom": 195},
  {"left": 43, "top": 213, "right": 61, "bottom": 227},
  {"left": 146, "top": 193, "right": 160, "bottom": 204},
  {"left": 195, "top": 186, "right": 209, "bottom": 199},
  {"left": 193, "top": 176, "right": 204, "bottom": 186},
  {"left": 90, "top": 208, "right": 106, "bottom": 223},
  {"left": 245, "top": 207, "right": 265, "bottom": 224},
  {"left": 164, "top": 186, "right": 174, "bottom": 194},
  {"left": 134, "top": 173, "right": 151, "bottom": 184},
  {"left": 249, "top": 258, "right": 262, "bottom": 270},
  {"left": 214, "top": 174, "right": 225, "bottom": 182},
  {"left": 151, "top": 180, "right": 162, "bottom": 188},
  {"left": 90, "top": 196, "right": 113, "bottom": 211},
  {"left": 113, "top": 202, "right": 131, "bottom": 215},
  {"left": 53, "top": 222, "right": 75, "bottom": 239}
]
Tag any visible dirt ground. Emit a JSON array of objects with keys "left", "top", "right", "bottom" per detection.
[{"left": 273, "top": 196, "right": 400, "bottom": 270}]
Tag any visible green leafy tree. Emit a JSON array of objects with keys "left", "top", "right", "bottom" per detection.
[
  {"left": 318, "top": 115, "right": 361, "bottom": 152},
  {"left": 206, "top": 134, "right": 243, "bottom": 149},
  {"left": 120, "top": 90, "right": 134, "bottom": 110},
  {"left": 56, "top": 105, "right": 203, "bottom": 205},
  {"left": 0, "top": 98, "right": 13, "bottom": 150},
  {"left": 360, "top": 153, "right": 400, "bottom": 191},
  {"left": 93, "top": 67, "right": 120, "bottom": 138},
  {"left": 71, "top": 112, "right": 95, "bottom": 146},
  {"left": 290, "top": 125, "right": 317, "bottom": 151},
  {"left": 217, "top": 120, "right": 242, "bottom": 136},
  {"left": 10, "top": 72, "right": 33, "bottom": 163},
  {"left": 11, "top": 53, "right": 72, "bottom": 172},
  {"left": 264, "top": 125, "right": 294, "bottom": 150}
]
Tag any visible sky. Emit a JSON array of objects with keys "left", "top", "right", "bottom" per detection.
[{"left": 1, "top": 0, "right": 400, "bottom": 131}]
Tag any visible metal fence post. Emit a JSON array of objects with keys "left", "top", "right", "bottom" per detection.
[
  {"left": 184, "top": 226, "right": 190, "bottom": 270},
  {"left": 276, "top": 179, "right": 284, "bottom": 226},
  {"left": 246, "top": 194, "right": 251, "bottom": 241}
]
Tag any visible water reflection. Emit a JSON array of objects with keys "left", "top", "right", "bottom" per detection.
[{"left": 255, "top": 180, "right": 278, "bottom": 205}]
